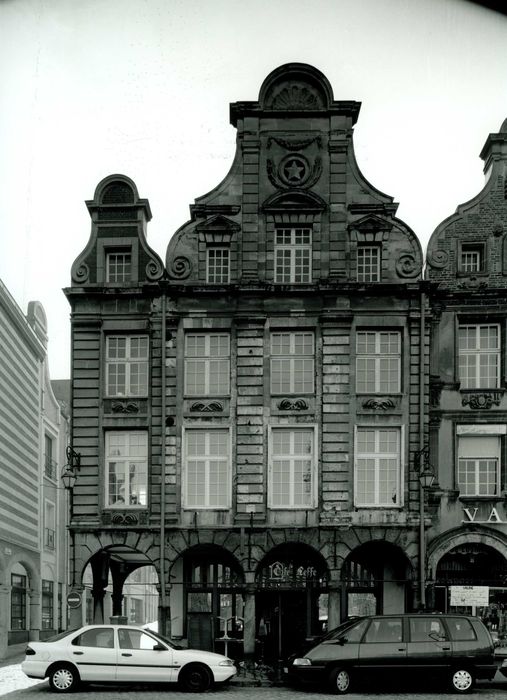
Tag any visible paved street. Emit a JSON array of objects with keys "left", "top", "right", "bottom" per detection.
[{"left": 1, "top": 658, "right": 507, "bottom": 700}]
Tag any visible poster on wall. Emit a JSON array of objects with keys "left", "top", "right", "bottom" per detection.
[
  {"left": 348, "top": 592, "right": 376, "bottom": 617},
  {"left": 449, "top": 585, "right": 489, "bottom": 606}
]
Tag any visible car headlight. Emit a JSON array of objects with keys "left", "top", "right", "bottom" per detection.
[
  {"left": 218, "top": 659, "right": 235, "bottom": 666},
  {"left": 293, "top": 658, "right": 311, "bottom": 666}
]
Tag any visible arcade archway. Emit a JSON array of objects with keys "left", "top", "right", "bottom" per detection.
[{"left": 255, "top": 543, "right": 329, "bottom": 662}]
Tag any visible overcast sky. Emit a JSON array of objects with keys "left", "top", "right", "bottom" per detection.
[{"left": 1, "top": 0, "right": 507, "bottom": 379}]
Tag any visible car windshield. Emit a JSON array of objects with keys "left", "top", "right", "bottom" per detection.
[
  {"left": 318, "top": 617, "right": 366, "bottom": 643},
  {"left": 144, "top": 628, "right": 181, "bottom": 649}
]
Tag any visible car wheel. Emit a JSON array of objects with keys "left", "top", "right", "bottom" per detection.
[
  {"left": 48, "top": 664, "right": 80, "bottom": 693},
  {"left": 179, "top": 663, "right": 212, "bottom": 692},
  {"left": 329, "top": 666, "right": 351, "bottom": 694},
  {"left": 450, "top": 668, "right": 475, "bottom": 693}
]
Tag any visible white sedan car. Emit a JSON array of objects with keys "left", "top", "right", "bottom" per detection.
[{"left": 22, "top": 624, "right": 236, "bottom": 693}]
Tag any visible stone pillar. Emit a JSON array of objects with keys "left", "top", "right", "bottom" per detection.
[
  {"left": 92, "top": 586, "right": 106, "bottom": 624},
  {"left": 0, "top": 585, "right": 10, "bottom": 659},
  {"left": 158, "top": 585, "right": 172, "bottom": 638},
  {"left": 327, "top": 584, "right": 341, "bottom": 630},
  {"left": 28, "top": 588, "right": 41, "bottom": 642},
  {"left": 243, "top": 587, "right": 256, "bottom": 659}
]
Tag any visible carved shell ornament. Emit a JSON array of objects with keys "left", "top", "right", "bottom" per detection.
[
  {"left": 169, "top": 255, "right": 192, "bottom": 279},
  {"left": 395, "top": 253, "right": 420, "bottom": 278},
  {"left": 270, "top": 82, "right": 324, "bottom": 110}
]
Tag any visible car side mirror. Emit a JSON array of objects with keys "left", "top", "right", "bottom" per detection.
[
  {"left": 153, "top": 643, "right": 166, "bottom": 651},
  {"left": 336, "top": 637, "right": 347, "bottom": 645}
]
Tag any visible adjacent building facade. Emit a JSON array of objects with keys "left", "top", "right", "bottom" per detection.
[
  {"left": 65, "top": 64, "right": 432, "bottom": 661},
  {"left": 0, "top": 281, "right": 69, "bottom": 659},
  {"left": 426, "top": 119, "right": 507, "bottom": 635}
]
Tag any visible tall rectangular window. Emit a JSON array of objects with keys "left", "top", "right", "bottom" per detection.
[
  {"left": 355, "top": 428, "right": 401, "bottom": 507},
  {"left": 44, "top": 501, "right": 55, "bottom": 549},
  {"left": 275, "top": 227, "right": 312, "bottom": 283},
  {"left": 42, "top": 580, "right": 54, "bottom": 630},
  {"left": 11, "top": 574, "right": 27, "bottom": 630},
  {"left": 458, "top": 324, "right": 500, "bottom": 389},
  {"left": 457, "top": 435, "right": 500, "bottom": 497},
  {"left": 44, "top": 434, "right": 56, "bottom": 479},
  {"left": 207, "top": 247, "right": 230, "bottom": 284},
  {"left": 357, "top": 246, "right": 380, "bottom": 282},
  {"left": 270, "top": 428, "right": 315, "bottom": 508},
  {"left": 271, "top": 332, "right": 314, "bottom": 394},
  {"left": 356, "top": 331, "right": 401, "bottom": 393},
  {"left": 106, "top": 250, "right": 131, "bottom": 282},
  {"left": 184, "top": 334, "right": 230, "bottom": 396},
  {"left": 106, "top": 336, "right": 149, "bottom": 397},
  {"left": 184, "top": 430, "right": 230, "bottom": 509},
  {"left": 106, "top": 432, "right": 148, "bottom": 507},
  {"left": 460, "top": 244, "right": 484, "bottom": 273}
]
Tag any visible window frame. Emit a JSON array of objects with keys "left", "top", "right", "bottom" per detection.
[
  {"left": 270, "top": 331, "right": 315, "bottom": 395},
  {"left": 356, "top": 330, "right": 401, "bottom": 394},
  {"left": 41, "top": 579, "right": 54, "bottom": 630},
  {"left": 268, "top": 425, "right": 318, "bottom": 509},
  {"left": 458, "top": 242, "right": 486, "bottom": 275},
  {"left": 357, "top": 245, "right": 381, "bottom": 282},
  {"left": 182, "top": 427, "right": 232, "bottom": 510},
  {"left": 206, "top": 246, "right": 230, "bottom": 284},
  {"left": 104, "top": 431, "right": 148, "bottom": 508},
  {"left": 456, "top": 428, "right": 503, "bottom": 497},
  {"left": 354, "top": 426, "right": 404, "bottom": 508},
  {"left": 274, "top": 226, "right": 312, "bottom": 283},
  {"left": 106, "top": 248, "right": 132, "bottom": 283},
  {"left": 11, "top": 573, "right": 27, "bottom": 630},
  {"left": 105, "top": 335, "right": 149, "bottom": 398},
  {"left": 458, "top": 323, "right": 501, "bottom": 390},
  {"left": 184, "top": 333, "right": 230, "bottom": 397}
]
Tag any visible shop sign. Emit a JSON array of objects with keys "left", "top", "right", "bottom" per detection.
[
  {"left": 462, "top": 507, "right": 506, "bottom": 524},
  {"left": 450, "top": 585, "right": 489, "bottom": 606},
  {"left": 258, "top": 560, "right": 326, "bottom": 588}
]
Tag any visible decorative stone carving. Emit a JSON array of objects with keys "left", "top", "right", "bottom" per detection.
[
  {"left": 277, "top": 398, "right": 309, "bottom": 411},
  {"left": 362, "top": 397, "right": 395, "bottom": 411},
  {"left": 169, "top": 256, "right": 192, "bottom": 280},
  {"left": 145, "top": 258, "right": 164, "bottom": 281},
  {"left": 72, "top": 262, "right": 90, "bottom": 284},
  {"left": 268, "top": 136, "right": 322, "bottom": 151},
  {"left": 395, "top": 253, "right": 419, "bottom": 278},
  {"left": 457, "top": 276, "right": 488, "bottom": 290},
  {"left": 267, "top": 154, "right": 322, "bottom": 190},
  {"left": 102, "top": 510, "right": 147, "bottom": 526},
  {"left": 427, "top": 249, "right": 449, "bottom": 269},
  {"left": 112, "top": 400, "right": 139, "bottom": 414},
  {"left": 461, "top": 392, "right": 502, "bottom": 410},
  {"left": 270, "top": 82, "right": 323, "bottom": 110},
  {"left": 189, "top": 401, "right": 224, "bottom": 413}
]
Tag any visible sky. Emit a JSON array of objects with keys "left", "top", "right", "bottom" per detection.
[{"left": 1, "top": 0, "right": 507, "bottom": 379}]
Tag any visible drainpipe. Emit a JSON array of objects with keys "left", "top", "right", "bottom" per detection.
[
  {"left": 159, "top": 289, "right": 167, "bottom": 633},
  {"left": 419, "top": 290, "right": 426, "bottom": 609}
]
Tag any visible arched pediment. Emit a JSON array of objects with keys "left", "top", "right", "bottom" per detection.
[
  {"left": 259, "top": 63, "right": 334, "bottom": 111},
  {"left": 262, "top": 189, "right": 326, "bottom": 213}
]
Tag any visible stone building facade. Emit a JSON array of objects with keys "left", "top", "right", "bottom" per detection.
[
  {"left": 0, "top": 281, "right": 69, "bottom": 659},
  {"left": 65, "top": 64, "right": 431, "bottom": 661},
  {"left": 426, "top": 120, "right": 507, "bottom": 635}
]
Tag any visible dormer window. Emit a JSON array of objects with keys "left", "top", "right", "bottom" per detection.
[
  {"left": 275, "top": 227, "right": 312, "bottom": 283},
  {"left": 207, "top": 247, "right": 230, "bottom": 284},
  {"left": 106, "top": 249, "right": 131, "bottom": 283},
  {"left": 357, "top": 245, "right": 380, "bottom": 282},
  {"left": 459, "top": 243, "right": 485, "bottom": 274}
]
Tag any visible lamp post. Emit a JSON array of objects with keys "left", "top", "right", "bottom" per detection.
[
  {"left": 414, "top": 446, "right": 435, "bottom": 610},
  {"left": 61, "top": 446, "right": 81, "bottom": 588}
]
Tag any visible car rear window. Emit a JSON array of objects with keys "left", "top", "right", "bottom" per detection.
[
  {"left": 72, "top": 628, "right": 115, "bottom": 648},
  {"left": 446, "top": 618, "right": 477, "bottom": 642}
]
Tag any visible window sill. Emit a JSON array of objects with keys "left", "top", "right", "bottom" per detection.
[{"left": 458, "top": 495, "right": 504, "bottom": 502}]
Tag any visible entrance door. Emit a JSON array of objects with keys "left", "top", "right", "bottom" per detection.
[{"left": 256, "top": 591, "right": 309, "bottom": 662}]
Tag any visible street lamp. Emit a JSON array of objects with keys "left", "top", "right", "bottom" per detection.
[
  {"left": 61, "top": 445, "right": 81, "bottom": 589},
  {"left": 414, "top": 446, "right": 435, "bottom": 610}
]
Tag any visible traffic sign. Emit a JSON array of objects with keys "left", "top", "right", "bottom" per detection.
[{"left": 67, "top": 591, "right": 82, "bottom": 608}]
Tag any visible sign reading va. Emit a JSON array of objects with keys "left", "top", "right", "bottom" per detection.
[{"left": 462, "top": 507, "right": 507, "bottom": 524}]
